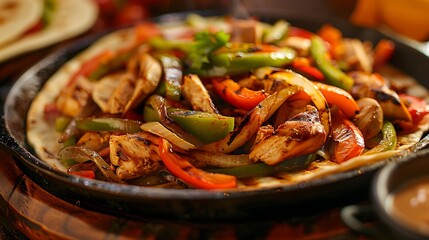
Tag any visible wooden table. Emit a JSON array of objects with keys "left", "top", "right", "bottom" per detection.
[{"left": 0, "top": 148, "right": 371, "bottom": 239}]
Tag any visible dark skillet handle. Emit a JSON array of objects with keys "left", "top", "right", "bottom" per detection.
[{"left": 340, "top": 205, "right": 392, "bottom": 238}]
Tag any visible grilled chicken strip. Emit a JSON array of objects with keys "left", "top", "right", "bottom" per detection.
[
  {"left": 104, "top": 73, "right": 135, "bottom": 114},
  {"left": 76, "top": 131, "right": 110, "bottom": 151},
  {"left": 250, "top": 105, "right": 327, "bottom": 165},
  {"left": 56, "top": 75, "right": 94, "bottom": 117},
  {"left": 182, "top": 74, "right": 219, "bottom": 114},
  {"left": 353, "top": 98, "right": 384, "bottom": 140},
  {"left": 343, "top": 39, "right": 373, "bottom": 73},
  {"left": 202, "top": 86, "right": 299, "bottom": 153},
  {"left": 92, "top": 73, "right": 123, "bottom": 113},
  {"left": 230, "top": 18, "right": 259, "bottom": 44},
  {"left": 349, "top": 71, "right": 411, "bottom": 121},
  {"left": 124, "top": 53, "right": 162, "bottom": 113},
  {"left": 110, "top": 132, "right": 162, "bottom": 180}
]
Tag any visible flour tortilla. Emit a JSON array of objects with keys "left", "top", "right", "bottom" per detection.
[
  {"left": 0, "top": 0, "right": 98, "bottom": 63},
  {"left": 0, "top": 0, "right": 43, "bottom": 47},
  {"left": 27, "top": 28, "right": 136, "bottom": 171},
  {"left": 26, "top": 23, "right": 429, "bottom": 189}
]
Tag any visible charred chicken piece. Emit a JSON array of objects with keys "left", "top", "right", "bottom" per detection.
[
  {"left": 56, "top": 75, "right": 94, "bottom": 117},
  {"left": 182, "top": 74, "right": 219, "bottom": 114},
  {"left": 250, "top": 105, "right": 327, "bottom": 165},
  {"left": 76, "top": 131, "right": 111, "bottom": 152},
  {"left": 349, "top": 71, "right": 411, "bottom": 121},
  {"left": 109, "top": 132, "right": 162, "bottom": 180},
  {"left": 124, "top": 52, "right": 162, "bottom": 113},
  {"left": 353, "top": 98, "right": 384, "bottom": 140}
]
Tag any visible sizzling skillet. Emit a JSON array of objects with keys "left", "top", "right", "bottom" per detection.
[{"left": 1, "top": 12, "right": 429, "bottom": 220}]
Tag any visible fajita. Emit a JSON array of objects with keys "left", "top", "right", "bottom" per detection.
[{"left": 27, "top": 15, "right": 429, "bottom": 190}]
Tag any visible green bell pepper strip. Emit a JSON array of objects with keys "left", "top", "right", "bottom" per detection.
[
  {"left": 207, "top": 154, "right": 313, "bottom": 178},
  {"left": 263, "top": 20, "right": 289, "bottom": 44},
  {"left": 144, "top": 105, "right": 234, "bottom": 143},
  {"left": 42, "top": 0, "right": 55, "bottom": 27},
  {"left": 364, "top": 121, "right": 397, "bottom": 155},
  {"left": 155, "top": 78, "right": 166, "bottom": 95},
  {"left": 191, "top": 47, "right": 296, "bottom": 77},
  {"left": 55, "top": 116, "right": 72, "bottom": 132},
  {"left": 310, "top": 36, "right": 354, "bottom": 91},
  {"left": 62, "top": 135, "right": 76, "bottom": 148},
  {"left": 76, "top": 118, "right": 142, "bottom": 133},
  {"left": 149, "top": 36, "right": 194, "bottom": 52},
  {"left": 158, "top": 55, "right": 183, "bottom": 101}
]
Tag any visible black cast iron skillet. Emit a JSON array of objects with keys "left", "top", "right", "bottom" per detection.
[{"left": 1, "top": 12, "right": 429, "bottom": 221}]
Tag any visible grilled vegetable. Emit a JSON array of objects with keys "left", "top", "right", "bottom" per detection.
[
  {"left": 76, "top": 118, "right": 142, "bottom": 133},
  {"left": 159, "top": 138, "right": 237, "bottom": 189},
  {"left": 143, "top": 106, "right": 234, "bottom": 144},
  {"left": 212, "top": 78, "right": 266, "bottom": 110},
  {"left": 159, "top": 55, "right": 183, "bottom": 101},
  {"left": 310, "top": 36, "right": 354, "bottom": 91}
]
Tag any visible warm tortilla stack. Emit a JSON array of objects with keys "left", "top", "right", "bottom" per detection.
[{"left": 0, "top": 0, "right": 98, "bottom": 63}]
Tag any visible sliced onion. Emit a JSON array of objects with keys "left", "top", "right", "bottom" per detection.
[
  {"left": 140, "top": 122, "right": 196, "bottom": 150},
  {"left": 146, "top": 95, "right": 204, "bottom": 147},
  {"left": 58, "top": 100, "right": 99, "bottom": 143},
  {"left": 58, "top": 146, "right": 123, "bottom": 183},
  {"left": 255, "top": 67, "right": 330, "bottom": 137},
  {"left": 202, "top": 86, "right": 300, "bottom": 153},
  {"left": 189, "top": 150, "right": 253, "bottom": 168}
]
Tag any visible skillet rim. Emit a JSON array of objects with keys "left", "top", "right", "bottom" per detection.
[{"left": 1, "top": 10, "right": 429, "bottom": 214}]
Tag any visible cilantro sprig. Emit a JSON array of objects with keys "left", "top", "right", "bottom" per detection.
[{"left": 187, "top": 31, "right": 230, "bottom": 69}]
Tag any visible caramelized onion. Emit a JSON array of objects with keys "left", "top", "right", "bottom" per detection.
[
  {"left": 189, "top": 150, "right": 253, "bottom": 168},
  {"left": 146, "top": 95, "right": 204, "bottom": 147},
  {"left": 140, "top": 122, "right": 196, "bottom": 150},
  {"left": 58, "top": 146, "right": 123, "bottom": 183}
]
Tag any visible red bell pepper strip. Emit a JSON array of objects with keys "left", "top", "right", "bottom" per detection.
[
  {"left": 23, "top": 20, "right": 44, "bottom": 36},
  {"left": 290, "top": 82, "right": 359, "bottom": 118},
  {"left": 288, "top": 27, "right": 314, "bottom": 39},
  {"left": 98, "top": 146, "right": 111, "bottom": 158},
  {"left": 134, "top": 22, "right": 160, "bottom": 44},
  {"left": 399, "top": 94, "right": 429, "bottom": 124},
  {"left": 123, "top": 110, "right": 144, "bottom": 121},
  {"left": 67, "top": 50, "right": 115, "bottom": 87},
  {"left": 291, "top": 58, "right": 325, "bottom": 81},
  {"left": 373, "top": 39, "right": 395, "bottom": 70},
  {"left": 317, "top": 24, "right": 344, "bottom": 59},
  {"left": 159, "top": 138, "right": 237, "bottom": 189},
  {"left": 331, "top": 110, "right": 365, "bottom": 163},
  {"left": 212, "top": 78, "right": 266, "bottom": 110},
  {"left": 69, "top": 170, "right": 96, "bottom": 179},
  {"left": 67, "top": 24, "right": 158, "bottom": 87},
  {"left": 114, "top": 2, "right": 149, "bottom": 27}
]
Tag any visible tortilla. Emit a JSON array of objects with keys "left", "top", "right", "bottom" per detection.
[
  {"left": 26, "top": 17, "right": 429, "bottom": 190},
  {"left": 0, "top": 0, "right": 43, "bottom": 46},
  {"left": 27, "top": 28, "right": 136, "bottom": 171},
  {"left": 0, "top": 0, "right": 98, "bottom": 63}
]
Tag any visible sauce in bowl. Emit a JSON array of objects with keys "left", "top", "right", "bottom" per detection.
[{"left": 385, "top": 176, "right": 429, "bottom": 236}]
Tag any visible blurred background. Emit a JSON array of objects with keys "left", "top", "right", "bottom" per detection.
[
  {"left": 94, "top": 0, "right": 429, "bottom": 42},
  {"left": 1, "top": 0, "right": 428, "bottom": 82}
]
